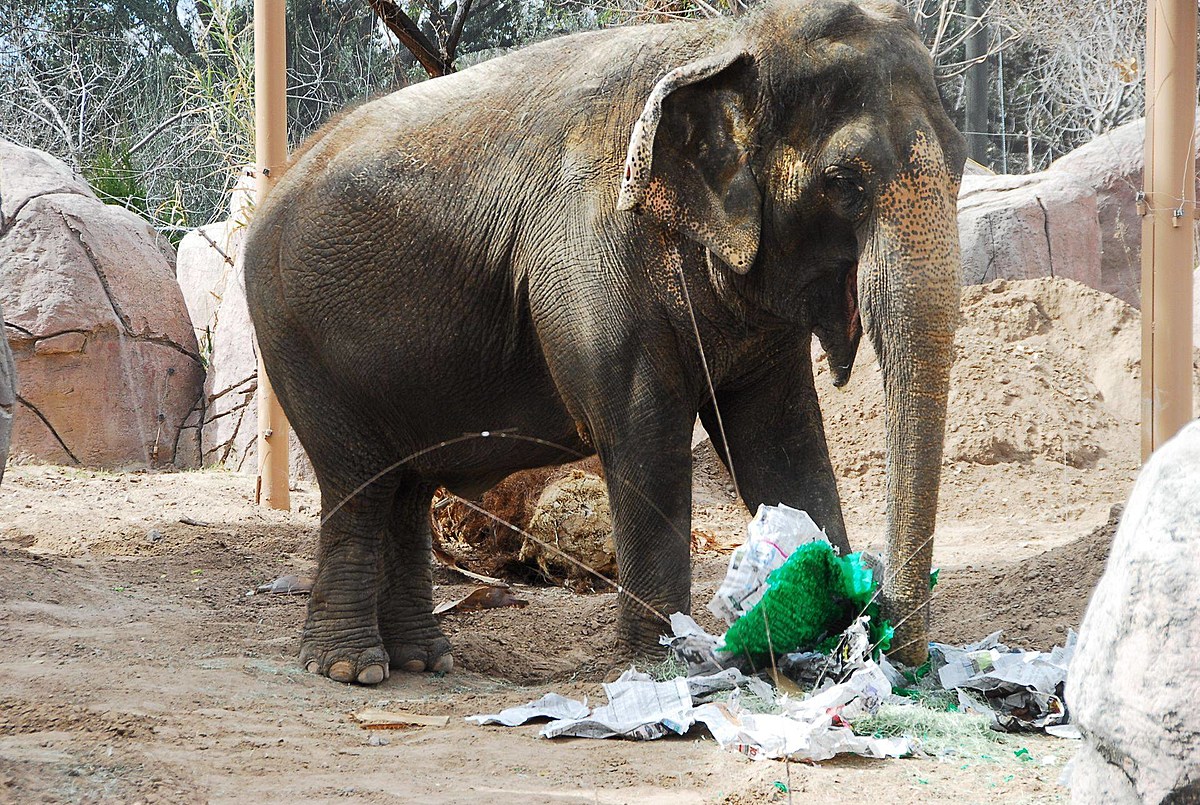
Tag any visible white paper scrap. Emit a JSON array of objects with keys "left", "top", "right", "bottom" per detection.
[
  {"left": 466, "top": 692, "right": 590, "bottom": 727},
  {"left": 539, "top": 677, "right": 693, "bottom": 740},
  {"left": 707, "top": 504, "right": 826, "bottom": 625},
  {"left": 692, "top": 702, "right": 911, "bottom": 762}
]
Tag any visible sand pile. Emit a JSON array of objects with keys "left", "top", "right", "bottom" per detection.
[
  {"left": 816, "top": 276, "right": 1170, "bottom": 477},
  {"left": 932, "top": 505, "right": 1122, "bottom": 649}
]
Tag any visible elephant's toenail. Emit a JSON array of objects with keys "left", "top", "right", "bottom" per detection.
[
  {"left": 401, "top": 659, "right": 425, "bottom": 672},
  {"left": 329, "top": 660, "right": 355, "bottom": 682},
  {"left": 306, "top": 661, "right": 319, "bottom": 674},
  {"left": 357, "top": 665, "right": 385, "bottom": 685},
  {"left": 432, "top": 655, "right": 454, "bottom": 673}
]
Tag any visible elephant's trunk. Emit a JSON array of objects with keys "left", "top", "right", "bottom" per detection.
[{"left": 859, "top": 130, "right": 961, "bottom": 667}]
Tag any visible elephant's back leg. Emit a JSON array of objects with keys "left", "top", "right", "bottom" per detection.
[
  {"left": 261, "top": 331, "right": 405, "bottom": 684},
  {"left": 377, "top": 480, "right": 453, "bottom": 673}
]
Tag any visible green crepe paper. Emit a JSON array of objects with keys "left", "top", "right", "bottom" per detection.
[{"left": 719, "top": 541, "right": 898, "bottom": 662}]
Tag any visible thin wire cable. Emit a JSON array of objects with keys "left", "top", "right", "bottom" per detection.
[
  {"left": 674, "top": 262, "right": 741, "bottom": 501},
  {"left": 319, "top": 431, "right": 584, "bottom": 526},
  {"left": 320, "top": 429, "right": 699, "bottom": 550}
]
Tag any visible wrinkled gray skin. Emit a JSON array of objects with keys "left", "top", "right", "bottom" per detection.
[
  {"left": 245, "top": 0, "right": 965, "bottom": 685},
  {"left": 0, "top": 303, "right": 14, "bottom": 486}
]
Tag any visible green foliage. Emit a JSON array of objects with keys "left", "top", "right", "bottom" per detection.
[{"left": 84, "top": 146, "right": 149, "bottom": 215}]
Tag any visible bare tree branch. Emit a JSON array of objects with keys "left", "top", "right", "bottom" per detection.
[
  {"left": 443, "top": 0, "right": 476, "bottom": 66},
  {"left": 367, "top": 0, "right": 450, "bottom": 77}
]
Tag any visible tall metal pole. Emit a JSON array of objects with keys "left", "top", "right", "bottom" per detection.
[
  {"left": 254, "top": 0, "right": 291, "bottom": 509},
  {"left": 964, "top": 0, "right": 990, "bottom": 166},
  {"left": 1141, "top": 0, "right": 1197, "bottom": 460}
]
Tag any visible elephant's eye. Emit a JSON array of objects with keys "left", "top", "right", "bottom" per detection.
[{"left": 823, "top": 166, "right": 867, "bottom": 220}]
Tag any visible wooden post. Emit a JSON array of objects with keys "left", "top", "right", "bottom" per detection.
[
  {"left": 1141, "top": 0, "right": 1197, "bottom": 460},
  {"left": 254, "top": 0, "right": 290, "bottom": 510}
]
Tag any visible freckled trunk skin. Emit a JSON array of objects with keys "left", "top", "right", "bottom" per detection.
[{"left": 861, "top": 131, "right": 961, "bottom": 667}]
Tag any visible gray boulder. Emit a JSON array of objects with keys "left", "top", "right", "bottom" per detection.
[
  {"left": 1046, "top": 118, "right": 1151, "bottom": 307},
  {"left": 961, "top": 113, "right": 1200, "bottom": 308},
  {"left": 175, "top": 167, "right": 312, "bottom": 481},
  {"left": 1066, "top": 419, "right": 1200, "bottom": 803},
  {"left": 175, "top": 167, "right": 254, "bottom": 349},
  {"left": 182, "top": 258, "right": 312, "bottom": 480}
]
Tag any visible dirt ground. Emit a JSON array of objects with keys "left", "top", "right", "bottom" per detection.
[{"left": 0, "top": 277, "right": 1176, "bottom": 803}]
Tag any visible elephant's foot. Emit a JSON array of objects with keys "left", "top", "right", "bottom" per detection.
[
  {"left": 617, "top": 610, "right": 674, "bottom": 658},
  {"left": 381, "top": 620, "right": 453, "bottom": 673},
  {"left": 300, "top": 630, "right": 390, "bottom": 685}
]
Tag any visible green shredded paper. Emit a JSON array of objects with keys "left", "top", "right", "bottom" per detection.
[{"left": 718, "top": 541, "right": 937, "bottom": 662}]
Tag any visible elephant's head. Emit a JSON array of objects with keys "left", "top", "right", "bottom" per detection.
[{"left": 618, "top": 0, "right": 965, "bottom": 665}]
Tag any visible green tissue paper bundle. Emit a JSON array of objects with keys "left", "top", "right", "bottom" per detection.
[{"left": 718, "top": 541, "right": 893, "bottom": 661}]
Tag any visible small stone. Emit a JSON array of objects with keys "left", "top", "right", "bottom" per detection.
[
  {"left": 367, "top": 734, "right": 390, "bottom": 747},
  {"left": 147, "top": 529, "right": 164, "bottom": 544}
]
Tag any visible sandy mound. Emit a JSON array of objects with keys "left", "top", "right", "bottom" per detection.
[
  {"left": 817, "top": 277, "right": 1165, "bottom": 478},
  {"left": 932, "top": 505, "right": 1121, "bottom": 648}
]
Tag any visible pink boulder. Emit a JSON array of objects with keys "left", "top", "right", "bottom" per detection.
[{"left": 0, "top": 139, "right": 204, "bottom": 469}]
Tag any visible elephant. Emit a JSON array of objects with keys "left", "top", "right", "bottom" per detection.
[{"left": 244, "top": 0, "right": 966, "bottom": 685}]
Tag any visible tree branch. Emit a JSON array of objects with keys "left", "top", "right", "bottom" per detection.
[
  {"left": 367, "top": 0, "right": 450, "bottom": 77},
  {"left": 442, "top": 0, "right": 475, "bottom": 66}
]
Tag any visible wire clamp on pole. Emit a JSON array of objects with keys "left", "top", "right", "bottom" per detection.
[
  {"left": 1136, "top": 192, "right": 1148, "bottom": 216},
  {"left": 1173, "top": 207, "right": 1185, "bottom": 227}
]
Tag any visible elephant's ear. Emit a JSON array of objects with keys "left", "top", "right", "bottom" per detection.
[{"left": 617, "top": 51, "right": 760, "bottom": 274}]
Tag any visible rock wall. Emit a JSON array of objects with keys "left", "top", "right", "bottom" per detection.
[
  {"left": 180, "top": 257, "right": 313, "bottom": 480},
  {"left": 958, "top": 171, "right": 1101, "bottom": 291},
  {"left": 0, "top": 139, "right": 204, "bottom": 470},
  {"left": 175, "top": 171, "right": 313, "bottom": 481}
]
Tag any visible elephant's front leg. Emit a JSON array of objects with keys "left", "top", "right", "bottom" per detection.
[
  {"left": 595, "top": 410, "right": 695, "bottom": 652},
  {"left": 699, "top": 339, "right": 851, "bottom": 554}
]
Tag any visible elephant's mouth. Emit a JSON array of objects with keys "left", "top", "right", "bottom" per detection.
[{"left": 830, "top": 263, "right": 862, "bottom": 388}]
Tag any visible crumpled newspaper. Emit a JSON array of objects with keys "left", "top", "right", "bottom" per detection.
[
  {"left": 694, "top": 649, "right": 911, "bottom": 762},
  {"left": 929, "top": 630, "right": 1076, "bottom": 730},
  {"left": 466, "top": 692, "right": 590, "bottom": 726},
  {"left": 540, "top": 671, "right": 694, "bottom": 740},
  {"left": 468, "top": 616, "right": 912, "bottom": 762},
  {"left": 707, "top": 504, "right": 827, "bottom": 625},
  {"left": 694, "top": 703, "right": 911, "bottom": 762}
]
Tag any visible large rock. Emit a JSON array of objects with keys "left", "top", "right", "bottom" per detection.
[
  {"left": 186, "top": 261, "right": 313, "bottom": 480},
  {"left": 0, "top": 303, "right": 14, "bottom": 484},
  {"left": 958, "top": 172, "right": 1101, "bottom": 290},
  {"left": 961, "top": 113, "right": 1200, "bottom": 308},
  {"left": 1066, "top": 420, "right": 1200, "bottom": 803},
  {"left": 0, "top": 139, "right": 204, "bottom": 469},
  {"left": 176, "top": 167, "right": 254, "bottom": 349},
  {"left": 1046, "top": 118, "right": 1152, "bottom": 307},
  {"left": 0, "top": 141, "right": 96, "bottom": 220},
  {"left": 175, "top": 167, "right": 313, "bottom": 481},
  {"left": 176, "top": 221, "right": 240, "bottom": 352}
]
